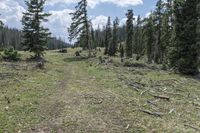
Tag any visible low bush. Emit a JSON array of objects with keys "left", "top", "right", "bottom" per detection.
[
  {"left": 75, "top": 51, "right": 81, "bottom": 56},
  {"left": 124, "top": 60, "right": 146, "bottom": 68},
  {"left": 58, "top": 48, "right": 67, "bottom": 53},
  {"left": 2, "top": 48, "right": 21, "bottom": 61}
]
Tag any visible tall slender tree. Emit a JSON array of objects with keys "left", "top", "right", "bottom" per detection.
[
  {"left": 145, "top": 14, "right": 154, "bottom": 63},
  {"left": 197, "top": 1, "right": 200, "bottom": 55},
  {"left": 22, "top": 0, "right": 51, "bottom": 58},
  {"left": 126, "top": 9, "right": 134, "bottom": 58},
  {"left": 68, "top": 0, "right": 92, "bottom": 57},
  {"left": 134, "top": 15, "right": 145, "bottom": 60},
  {"left": 0, "top": 16, "right": 3, "bottom": 28},
  {"left": 119, "top": 43, "right": 124, "bottom": 62},
  {"left": 153, "top": 0, "right": 164, "bottom": 63},
  {"left": 104, "top": 16, "right": 112, "bottom": 55},
  {"left": 108, "top": 17, "right": 119, "bottom": 56}
]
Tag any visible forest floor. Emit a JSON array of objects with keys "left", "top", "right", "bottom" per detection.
[{"left": 0, "top": 48, "right": 200, "bottom": 133}]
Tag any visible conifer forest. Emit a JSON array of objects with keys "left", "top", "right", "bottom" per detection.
[{"left": 0, "top": 0, "right": 200, "bottom": 132}]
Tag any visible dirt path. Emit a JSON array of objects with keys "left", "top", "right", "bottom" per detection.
[
  {"left": 27, "top": 57, "right": 139, "bottom": 133},
  {"left": 4, "top": 53, "right": 197, "bottom": 133}
]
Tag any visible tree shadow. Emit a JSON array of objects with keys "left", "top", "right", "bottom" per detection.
[{"left": 63, "top": 56, "right": 89, "bottom": 63}]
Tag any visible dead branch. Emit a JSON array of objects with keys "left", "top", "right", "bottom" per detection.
[
  {"left": 169, "top": 108, "right": 175, "bottom": 114},
  {"left": 140, "top": 89, "right": 150, "bottom": 95},
  {"left": 146, "top": 100, "right": 157, "bottom": 107},
  {"left": 149, "top": 93, "right": 170, "bottom": 101},
  {"left": 139, "top": 109, "right": 164, "bottom": 117},
  {"left": 184, "top": 124, "right": 200, "bottom": 131}
]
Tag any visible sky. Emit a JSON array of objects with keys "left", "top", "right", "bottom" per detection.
[{"left": 0, "top": 0, "right": 157, "bottom": 42}]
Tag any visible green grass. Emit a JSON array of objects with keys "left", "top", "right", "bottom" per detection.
[{"left": 0, "top": 49, "right": 200, "bottom": 132}]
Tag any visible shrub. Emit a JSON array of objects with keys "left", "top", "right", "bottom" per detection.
[
  {"left": 2, "top": 48, "right": 21, "bottom": 61},
  {"left": 58, "top": 48, "right": 67, "bottom": 53},
  {"left": 75, "top": 51, "right": 81, "bottom": 56},
  {"left": 124, "top": 61, "right": 146, "bottom": 68}
]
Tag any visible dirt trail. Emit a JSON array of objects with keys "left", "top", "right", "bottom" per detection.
[
  {"left": 25, "top": 55, "right": 200, "bottom": 133},
  {"left": 27, "top": 58, "right": 138, "bottom": 133}
]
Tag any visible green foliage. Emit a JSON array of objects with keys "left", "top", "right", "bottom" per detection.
[
  {"left": 126, "top": 9, "right": 134, "bottom": 58},
  {"left": 22, "top": 0, "right": 51, "bottom": 58},
  {"left": 68, "top": 0, "right": 92, "bottom": 57},
  {"left": 1, "top": 48, "right": 21, "bottom": 61},
  {"left": 170, "top": 0, "right": 199, "bottom": 75},
  {"left": 108, "top": 17, "right": 119, "bottom": 56},
  {"left": 119, "top": 43, "right": 124, "bottom": 58},
  {"left": 0, "top": 14, "right": 3, "bottom": 28},
  {"left": 145, "top": 14, "right": 154, "bottom": 63},
  {"left": 58, "top": 48, "right": 68, "bottom": 53},
  {"left": 104, "top": 16, "right": 112, "bottom": 55},
  {"left": 133, "top": 15, "right": 145, "bottom": 59},
  {"left": 124, "top": 60, "right": 146, "bottom": 68}
]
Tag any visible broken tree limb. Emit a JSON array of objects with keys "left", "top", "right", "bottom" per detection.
[
  {"left": 140, "top": 89, "right": 150, "bottom": 95},
  {"left": 146, "top": 100, "right": 157, "bottom": 107},
  {"left": 149, "top": 93, "right": 170, "bottom": 101},
  {"left": 139, "top": 109, "right": 164, "bottom": 117},
  {"left": 184, "top": 124, "right": 200, "bottom": 131}
]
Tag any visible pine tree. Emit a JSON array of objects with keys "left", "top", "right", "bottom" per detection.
[
  {"left": 0, "top": 14, "right": 3, "bottom": 28},
  {"left": 90, "top": 24, "right": 96, "bottom": 50},
  {"left": 145, "top": 14, "right": 154, "bottom": 63},
  {"left": 68, "top": 0, "right": 92, "bottom": 57},
  {"left": 104, "top": 16, "right": 112, "bottom": 55},
  {"left": 126, "top": 9, "right": 134, "bottom": 58},
  {"left": 119, "top": 43, "right": 124, "bottom": 62},
  {"left": 160, "top": 0, "right": 174, "bottom": 65},
  {"left": 153, "top": 0, "right": 164, "bottom": 63},
  {"left": 108, "top": 17, "right": 119, "bottom": 56},
  {"left": 134, "top": 15, "right": 145, "bottom": 60},
  {"left": 22, "top": 0, "right": 51, "bottom": 58},
  {"left": 0, "top": 21, "right": 3, "bottom": 28},
  {"left": 197, "top": 1, "right": 200, "bottom": 55},
  {"left": 171, "top": 0, "right": 199, "bottom": 75}
]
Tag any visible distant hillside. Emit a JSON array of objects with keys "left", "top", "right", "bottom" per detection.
[{"left": 0, "top": 26, "right": 70, "bottom": 50}]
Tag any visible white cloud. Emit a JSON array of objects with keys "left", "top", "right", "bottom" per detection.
[
  {"left": 46, "top": 0, "right": 143, "bottom": 8},
  {"left": 0, "top": 0, "right": 25, "bottom": 28},
  {"left": 0, "top": 0, "right": 144, "bottom": 42},
  {"left": 92, "top": 15, "right": 108, "bottom": 29},
  {"left": 44, "top": 9, "right": 73, "bottom": 41},
  {"left": 145, "top": 12, "right": 151, "bottom": 18}
]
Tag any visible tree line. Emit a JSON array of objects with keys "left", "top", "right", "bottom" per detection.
[
  {"left": 69, "top": 0, "right": 200, "bottom": 75},
  {"left": 0, "top": 0, "right": 199, "bottom": 75},
  {"left": 0, "top": 0, "right": 69, "bottom": 54}
]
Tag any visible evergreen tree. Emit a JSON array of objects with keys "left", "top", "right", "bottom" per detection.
[
  {"left": 145, "top": 14, "right": 154, "bottom": 63},
  {"left": 104, "top": 16, "right": 112, "bottom": 55},
  {"left": 126, "top": 9, "right": 134, "bottom": 58},
  {"left": 0, "top": 21, "right": 3, "bottom": 28},
  {"left": 171, "top": 0, "right": 199, "bottom": 74},
  {"left": 134, "top": 15, "right": 145, "bottom": 60},
  {"left": 90, "top": 24, "right": 96, "bottom": 50},
  {"left": 160, "top": 0, "right": 174, "bottom": 65},
  {"left": 197, "top": 1, "right": 200, "bottom": 55},
  {"left": 22, "top": 0, "right": 51, "bottom": 58},
  {"left": 119, "top": 43, "right": 124, "bottom": 62},
  {"left": 0, "top": 14, "right": 3, "bottom": 28},
  {"left": 153, "top": 0, "right": 164, "bottom": 63},
  {"left": 68, "top": 0, "right": 92, "bottom": 57},
  {"left": 108, "top": 17, "right": 119, "bottom": 56}
]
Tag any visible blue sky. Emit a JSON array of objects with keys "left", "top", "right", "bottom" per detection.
[{"left": 0, "top": 0, "right": 157, "bottom": 42}]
